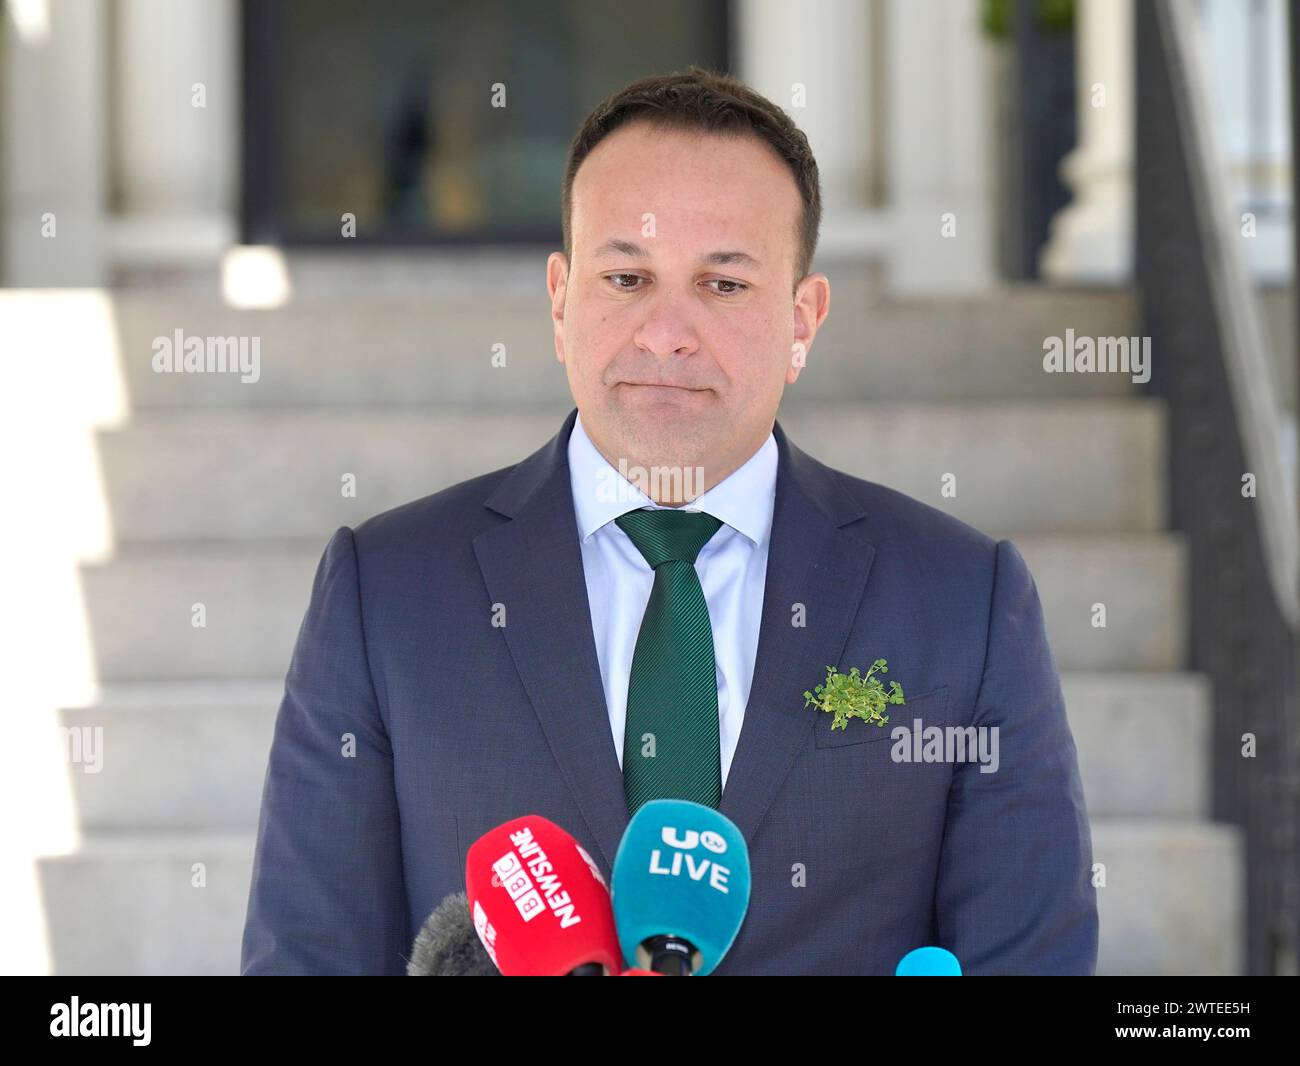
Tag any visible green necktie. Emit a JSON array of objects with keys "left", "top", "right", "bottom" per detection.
[{"left": 615, "top": 507, "right": 725, "bottom": 816}]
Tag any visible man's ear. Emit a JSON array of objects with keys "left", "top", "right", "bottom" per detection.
[
  {"left": 546, "top": 252, "right": 569, "bottom": 364},
  {"left": 788, "top": 272, "right": 830, "bottom": 385}
]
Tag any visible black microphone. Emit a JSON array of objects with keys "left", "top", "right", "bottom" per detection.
[{"left": 407, "top": 891, "right": 500, "bottom": 976}]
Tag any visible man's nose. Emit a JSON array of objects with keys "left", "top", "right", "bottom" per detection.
[{"left": 632, "top": 284, "right": 701, "bottom": 357}]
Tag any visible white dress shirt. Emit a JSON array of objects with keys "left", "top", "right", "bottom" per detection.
[{"left": 566, "top": 409, "right": 778, "bottom": 788}]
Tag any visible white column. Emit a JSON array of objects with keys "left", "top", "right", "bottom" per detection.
[
  {"left": 1, "top": 0, "right": 107, "bottom": 285},
  {"left": 736, "top": 0, "right": 889, "bottom": 264},
  {"left": 109, "top": 0, "right": 239, "bottom": 265},
  {"left": 885, "top": 0, "right": 996, "bottom": 291},
  {"left": 1040, "top": 0, "right": 1134, "bottom": 283},
  {"left": 1198, "top": 0, "right": 1292, "bottom": 282}
]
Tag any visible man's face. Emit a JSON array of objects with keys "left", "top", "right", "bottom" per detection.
[{"left": 547, "top": 120, "right": 829, "bottom": 503}]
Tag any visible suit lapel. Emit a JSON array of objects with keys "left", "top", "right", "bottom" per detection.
[
  {"left": 720, "top": 421, "right": 876, "bottom": 844},
  {"left": 472, "top": 407, "right": 629, "bottom": 872},
  {"left": 472, "top": 407, "right": 877, "bottom": 871}
]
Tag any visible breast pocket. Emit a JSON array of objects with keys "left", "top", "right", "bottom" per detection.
[
  {"left": 813, "top": 686, "right": 950, "bottom": 749},
  {"left": 802, "top": 685, "right": 954, "bottom": 880}
]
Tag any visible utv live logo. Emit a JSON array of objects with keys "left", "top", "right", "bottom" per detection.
[{"left": 49, "top": 998, "right": 151, "bottom": 1046}]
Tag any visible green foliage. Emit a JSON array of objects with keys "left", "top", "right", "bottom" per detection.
[
  {"left": 982, "top": 0, "right": 1075, "bottom": 39},
  {"left": 803, "top": 659, "right": 906, "bottom": 732}
]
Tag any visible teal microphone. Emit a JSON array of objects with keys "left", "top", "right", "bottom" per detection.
[
  {"left": 896, "top": 947, "right": 963, "bottom": 975},
  {"left": 611, "top": 799, "right": 751, "bottom": 975}
]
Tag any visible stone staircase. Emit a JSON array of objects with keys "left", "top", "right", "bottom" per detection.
[{"left": 47, "top": 272, "right": 1243, "bottom": 974}]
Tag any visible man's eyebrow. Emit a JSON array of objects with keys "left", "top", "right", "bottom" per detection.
[
  {"left": 702, "top": 249, "right": 763, "bottom": 268},
  {"left": 593, "top": 238, "right": 650, "bottom": 259},
  {"left": 592, "top": 238, "right": 762, "bottom": 269}
]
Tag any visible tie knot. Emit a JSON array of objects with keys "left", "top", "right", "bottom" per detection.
[{"left": 615, "top": 508, "right": 723, "bottom": 568}]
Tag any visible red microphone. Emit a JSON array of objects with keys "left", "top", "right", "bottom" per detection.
[{"left": 465, "top": 815, "right": 624, "bottom": 975}]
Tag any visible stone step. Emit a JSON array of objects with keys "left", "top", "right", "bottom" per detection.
[
  {"left": 1063, "top": 672, "right": 1211, "bottom": 818},
  {"left": 109, "top": 285, "right": 1138, "bottom": 409},
  {"left": 34, "top": 817, "right": 1239, "bottom": 974},
  {"left": 1092, "top": 819, "right": 1244, "bottom": 976},
  {"left": 1013, "top": 534, "right": 1187, "bottom": 673},
  {"left": 98, "top": 401, "right": 1165, "bottom": 543},
  {"left": 78, "top": 533, "right": 1186, "bottom": 682},
  {"left": 55, "top": 671, "right": 1210, "bottom": 833},
  {"left": 37, "top": 831, "right": 254, "bottom": 976},
  {"left": 59, "top": 682, "right": 280, "bottom": 832}
]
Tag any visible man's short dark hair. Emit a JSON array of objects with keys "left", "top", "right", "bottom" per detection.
[{"left": 561, "top": 66, "right": 822, "bottom": 289}]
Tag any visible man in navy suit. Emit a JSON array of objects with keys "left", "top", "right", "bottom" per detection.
[{"left": 241, "top": 68, "right": 1097, "bottom": 975}]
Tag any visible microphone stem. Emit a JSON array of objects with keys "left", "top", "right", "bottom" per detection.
[{"left": 644, "top": 935, "right": 697, "bottom": 976}]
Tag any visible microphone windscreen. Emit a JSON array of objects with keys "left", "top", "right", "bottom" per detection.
[
  {"left": 465, "top": 815, "right": 623, "bottom": 975},
  {"left": 611, "top": 799, "right": 750, "bottom": 975},
  {"left": 407, "top": 891, "right": 501, "bottom": 975},
  {"left": 895, "top": 947, "right": 963, "bottom": 975}
]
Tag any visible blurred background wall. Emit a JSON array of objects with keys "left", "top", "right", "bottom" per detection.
[{"left": 0, "top": 0, "right": 1296, "bottom": 975}]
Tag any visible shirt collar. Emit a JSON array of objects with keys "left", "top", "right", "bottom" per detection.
[{"left": 568, "top": 408, "right": 777, "bottom": 549}]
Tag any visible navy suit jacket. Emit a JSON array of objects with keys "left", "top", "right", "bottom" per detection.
[{"left": 240, "top": 405, "right": 1098, "bottom": 974}]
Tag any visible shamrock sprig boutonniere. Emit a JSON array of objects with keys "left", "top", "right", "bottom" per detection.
[{"left": 803, "top": 659, "right": 906, "bottom": 731}]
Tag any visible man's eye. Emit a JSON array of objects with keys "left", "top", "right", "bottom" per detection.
[{"left": 604, "top": 275, "right": 746, "bottom": 295}]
